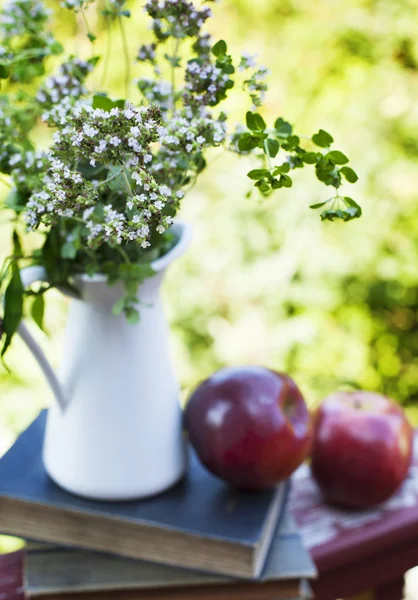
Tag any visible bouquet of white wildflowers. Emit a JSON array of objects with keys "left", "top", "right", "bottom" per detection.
[{"left": 0, "top": 0, "right": 360, "bottom": 357}]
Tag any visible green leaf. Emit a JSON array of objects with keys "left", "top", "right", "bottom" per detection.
[
  {"left": 252, "top": 131, "right": 268, "bottom": 142},
  {"left": 320, "top": 209, "right": 340, "bottom": 221},
  {"left": 310, "top": 201, "right": 330, "bottom": 209},
  {"left": 325, "top": 150, "right": 349, "bottom": 165},
  {"left": 320, "top": 204, "right": 361, "bottom": 222},
  {"left": 281, "top": 135, "right": 300, "bottom": 151},
  {"left": 212, "top": 40, "right": 227, "bottom": 57},
  {"left": 340, "top": 166, "right": 359, "bottom": 183},
  {"left": 92, "top": 95, "right": 124, "bottom": 111},
  {"left": 31, "top": 294, "right": 45, "bottom": 332},
  {"left": 256, "top": 180, "right": 271, "bottom": 194},
  {"left": 312, "top": 129, "right": 334, "bottom": 148},
  {"left": 87, "top": 32, "right": 97, "bottom": 42},
  {"left": 0, "top": 64, "right": 10, "bottom": 79},
  {"left": 12, "top": 230, "right": 22, "bottom": 257},
  {"left": 343, "top": 196, "right": 359, "bottom": 207},
  {"left": 302, "top": 152, "right": 320, "bottom": 164},
  {"left": 88, "top": 56, "right": 100, "bottom": 68},
  {"left": 246, "top": 111, "right": 266, "bottom": 131},
  {"left": 125, "top": 306, "right": 140, "bottom": 325},
  {"left": 2, "top": 263, "right": 23, "bottom": 357},
  {"left": 238, "top": 133, "right": 258, "bottom": 151},
  {"left": 246, "top": 111, "right": 257, "bottom": 131},
  {"left": 266, "top": 138, "right": 280, "bottom": 158},
  {"left": 223, "top": 64, "right": 235, "bottom": 75},
  {"left": 343, "top": 196, "right": 362, "bottom": 217},
  {"left": 10, "top": 48, "right": 46, "bottom": 62},
  {"left": 273, "top": 162, "right": 291, "bottom": 175},
  {"left": 247, "top": 169, "right": 270, "bottom": 180},
  {"left": 280, "top": 174, "right": 293, "bottom": 188},
  {"left": 120, "top": 9, "right": 131, "bottom": 16},
  {"left": 50, "top": 41, "right": 64, "bottom": 55},
  {"left": 112, "top": 297, "right": 126, "bottom": 317},
  {"left": 42, "top": 228, "right": 67, "bottom": 284},
  {"left": 274, "top": 118, "right": 292, "bottom": 137},
  {"left": 315, "top": 161, "right": 342, "bottom": 187},
  {"left": 61, "top": 241, "right": 78, "bottom": 260}
]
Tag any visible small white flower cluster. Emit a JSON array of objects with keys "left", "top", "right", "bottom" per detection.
[
  {"left": 239, "top": 52, "right": 258, "bottom": 72},
  {"left": 184, "top": 59, "right": 231, "bottom": 107},
  {"left": 159, "top": 112, "right": 226, "bottom": 154},
  {"left": 84, "top": 168, "right": 174, "bottom": 247},
  {"left": 136, "top": 79, "right": 171, "bottom": 113},
  {"left": 41, "top": 95, "right": 76, "bottom": 127},
  {"left": 61, "top": 0, "right": 94, "bottom": 11},
  {"left": 0, "top": 0, "right": 50, "bottom": 37},
  {"left": 137, "top": 43, "right": 157, "bottom": 63},
  {"left": 192, "top": 33, "right": 212, "bottom": 58},
  {"left": 149, "top": 111, "right": 226, "bottom": 200},
  {"left": 52, "top": 102, "right": 162, "bottom": 169},
  {"left": 24, "top": 98, "right": 176, "bottom": 249},
  {"left": 0, "top": 0, "right": 61, "bottom": 84},
  {"left": 25, "top": 159, "right": 98, "bottom": 229},
  {"left": 145, "top": 0, "right": 211, "bottom": 39},
  {"left": 8, "top": 150, "right": 50, "bottom": 191},
  {"left": 243, "top": 66, "right": 269, "bottom": 108},
  {"left": 36, "top": 58, "right": 93, "bottom": 108}
]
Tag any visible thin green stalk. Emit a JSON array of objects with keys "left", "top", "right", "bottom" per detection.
[
  {"left": 94, "top": 168, "right": 122, "bottom": 189},
  {"left": 116, "top": 244, "right": 130, "bottom": 264},
  {"left": 83, "top": 247, "right": 99, "bottom": 271},
  {"left": 68, "top": 215, "right": 90, "bottom": 227},
  {"left": 170, "top": 37, "right": 180, "bottom": 117},
  {"left": 122, "top": 169, "right": 133, "bottom": 195},
  {"left": 118, "top": 15, "right": 131, "bottom": 99},
  {"left": 264, "top": 139, "right": 273, "bottom": 170},
  {"left": 101, "top": 2, "right": 112, "bottom": 87},
  {"left": 81, "top": 9, "right": 95, "bottom": 42}
]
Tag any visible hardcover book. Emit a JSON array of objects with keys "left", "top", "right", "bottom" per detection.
[
  {"left": 24, "top": 508, "right": 316, "bottom": 597},
  {"left": 0, "top": 411, "right": 288, "bottom": 578}
]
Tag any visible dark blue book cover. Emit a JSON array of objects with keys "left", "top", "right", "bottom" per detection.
[{"left": 0, "top": 411, "right": 288, "bottom": 578}]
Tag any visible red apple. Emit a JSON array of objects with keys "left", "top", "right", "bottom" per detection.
[
  {"left": 311, "top": 391, "right": 413, "bottom": 508},
  {"left": 184, "top": 366, "right": 312, "bottom": 489}
]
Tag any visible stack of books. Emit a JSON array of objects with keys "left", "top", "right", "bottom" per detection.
[{"left": 0, "top": 412, "right": 316, "bottom": 599}]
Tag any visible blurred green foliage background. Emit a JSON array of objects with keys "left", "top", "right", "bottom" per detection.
[{"left": 0, "top": 0, "right": 418, "bottom": 549}]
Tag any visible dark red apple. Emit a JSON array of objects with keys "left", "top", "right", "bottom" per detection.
[
  {"left": 184, "top": 366, "right": 312, "bottom": 489},
  {"left": 311, "top": 391, "right": 413, "bottom": 508}
]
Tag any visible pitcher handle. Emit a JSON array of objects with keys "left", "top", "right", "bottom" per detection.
[{"left": 18, "top": 266, "right": 67, "bottom": 412}]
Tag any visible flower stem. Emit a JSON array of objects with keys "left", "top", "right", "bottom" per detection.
[
  {"left": 101, "top": 5, "right": 112, "bottom": 87},
  {"left": 264, "top": 139, "right": 273, "bottom": 170},
  {"left": 118, "top": 15, "right": 130, "bottom": 99},
  {"left": 81, "top": 9, "right": 94, "bottom": 43},
  {"left": 94, "top": 168, "right": 122, "bottom": 189},
  {"left": 122, "top": 169, "right": 133, "bottom": 195},
  {"left": 116, "top": 244, "right": 130, "bottom": 264},
  {"left": 170, "top": 37, "right": 180, "bottom": 117}
]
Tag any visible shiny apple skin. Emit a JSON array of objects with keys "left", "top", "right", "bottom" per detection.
[
  {"left": 184, "top": 366, "right": 312, "bottom": 490},
  {"left": 311, "top": 391, "right": 413, "bottom": 508}
]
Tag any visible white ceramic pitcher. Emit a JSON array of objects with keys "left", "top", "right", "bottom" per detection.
[{"left": 18, "top": 221, "right": 191, "bottom": 501}]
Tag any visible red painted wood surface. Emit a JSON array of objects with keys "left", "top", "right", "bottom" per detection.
[
  {"left": 290, "top": 432, "right": 418, "bottom": 599},
  {"left": 0, "top": 551, "right": 24, "bottom": 600}
]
